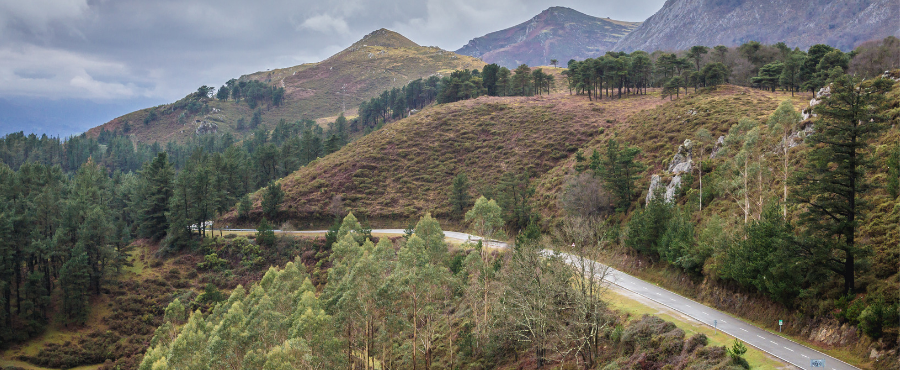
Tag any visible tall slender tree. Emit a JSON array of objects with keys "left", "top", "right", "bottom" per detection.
[{"left": 792, "top": 75, "right": 891, "bottom": 295}]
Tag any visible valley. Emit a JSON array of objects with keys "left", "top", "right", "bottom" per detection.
[{"left": 1, "top": 2, "right": 899, "bottom": 369}]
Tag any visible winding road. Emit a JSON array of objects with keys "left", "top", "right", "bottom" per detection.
[{"left": 217, "top": 228, "right": 858, "bottom": 370}]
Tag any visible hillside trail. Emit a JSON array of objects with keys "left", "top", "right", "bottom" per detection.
[{"left": 214, "top": 227, "right": 859, "bottom": 370}]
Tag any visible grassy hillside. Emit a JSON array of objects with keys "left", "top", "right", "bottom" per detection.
[
  {"left": 229, "top": 84, "right": 806, "bottom": 224},
  {"left": 85, "top": 29, "right": 485, "bottom": 144},
  {"left": 532, "top": 84, "right": 811, "bottom": 219},
  {"left": 224, "top": 90, "right": 666, "bottom": 224}
]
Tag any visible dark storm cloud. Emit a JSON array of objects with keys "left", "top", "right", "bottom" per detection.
[{"left": 0, "top": 0, "right": 664, "bottom": 135}]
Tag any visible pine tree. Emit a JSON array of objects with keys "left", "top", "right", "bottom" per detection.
[
  {"left": 139, "top": 152, "right": 173, "bottom": 241},
  {"left": 256, "top": 218, "right": 276, "bottom": 247},
  {"left": 792, "top": 75, "right": 891, "bottom": 295},
  {"left": 238, "top": 194, "right": 252, "bottom": 220},
  {"left": 261, "top": 181, "right": 283, "bottom": 220},
  {"left": 448, "top": 173, "right": 471, "bottom": 219},
  {"left": 59, "top": 250, "right": 91, "bottom": 325},
  {"left": 595, "top": 138, "right": 645, "bottom": 212}
]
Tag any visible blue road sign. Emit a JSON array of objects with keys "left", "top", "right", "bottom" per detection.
[{"left": 810, "top": 359, "right": 825, "bottom": 368}]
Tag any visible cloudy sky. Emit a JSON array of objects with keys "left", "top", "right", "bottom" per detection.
[{"left": 0, "top": 0, "right": 667, "bottom": 137}]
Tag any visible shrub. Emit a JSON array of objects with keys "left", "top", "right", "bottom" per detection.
[{"left": 197, "top": 253, "right": 227, "bottom": 271}]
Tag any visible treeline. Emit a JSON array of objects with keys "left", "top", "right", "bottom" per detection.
[
  {"left": 0, "top": 115, "right": 352, "bottom": 346},
  {"left": 357, "top": 64, "right": 556, "bottom": 130},
  {"left": 140, "top": 211, "right": 749, "bottom": 370},
  {"left": 563, "top": 73, "right": 898, "bottom": 341},
  {"left": 213, "top": 78, "right": 286, "bottom": 109},
  {"left": 563, "top": 36, "right": 900, "bottom": 101}
]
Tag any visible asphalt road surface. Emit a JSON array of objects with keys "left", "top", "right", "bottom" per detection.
[
  {"left": 217, "top": 228, "right": 858, "bottom": 370},
  {"left": 552, "top": 251, "right": 858, "bottom": 370}
]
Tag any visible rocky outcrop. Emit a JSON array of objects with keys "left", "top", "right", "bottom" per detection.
[
  {"left": 614, "top": 0, "right": 899, "bottom": 53},
  {"left": 709, "top": 136, "right": 725, "bottom": 159},
  {"left": 456, "top": 7, "right": 640, "bottom": 69},
  {"left": 647, "top": 139, "right": 694, "bottom": 204},
  {"left": 195, "top": 121, "right": 218, "bottom": 135},
  {"left": 802, "top": 85, "right": 832, "bottom": 120},
  {"left": 646, "top": 174, "right": 662, "bottom": 205},
  {"left": 667, "top": 139, "right": 693, "bottom": 174}
]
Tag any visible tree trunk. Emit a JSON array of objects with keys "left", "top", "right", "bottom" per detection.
[
  {"left": 783, "top": 137, "right": 789, "bottom": 218},
  {"left": 743, "top": 159, "right": 749, "bottom": 224},
  {"left": 348, "top": 321, "right": 353, "bottom": 370}
]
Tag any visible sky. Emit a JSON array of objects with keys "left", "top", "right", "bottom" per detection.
[{"left": 0, "top": 0, "right": 667, "bottom": 137}]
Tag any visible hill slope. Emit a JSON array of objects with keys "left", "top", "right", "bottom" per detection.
[
  {"left": 228, "top": 92, "right": 664, "bottom": 224},
  {"left": 455, "top": 7, "right": 640, "bottom": 69},
  {"left": 87, "top": 29, "right": 485, "bottom": 143},
  {"left": 614, "top": 0, "right": 899, "bottom": 52},
  {"left": 246, "top": 86, "right": 806, "bottom": 224}
]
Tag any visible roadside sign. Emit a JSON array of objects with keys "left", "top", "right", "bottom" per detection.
[
  {"left": 779, "top": 319, "right": 782, "bottom": 325},
  {"left": 713, "top": 319, "right": 717, "bottom": 328},
  {"left": 810, "top": 359, "right": 825, "bottom": 368}
]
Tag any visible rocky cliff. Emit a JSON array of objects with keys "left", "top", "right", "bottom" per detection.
[{"left": 614, "top": 0, "right": 899, "bottom": 52}]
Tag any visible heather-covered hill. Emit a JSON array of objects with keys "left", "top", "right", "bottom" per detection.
[
  {"left": 234, "top": 85, "right": 806, "bottom": 224},
  {"left": 614, "top": 0, "right": 899, "bottom": 53},
  {"left": 226, "top": 91, "right": 665, "bottom": 224},
  {"left": 86, "top": 29, "right": 484, "bottom": 143},
  {"left": 456, "top": 7, "right": 640, "bottom": 69}
]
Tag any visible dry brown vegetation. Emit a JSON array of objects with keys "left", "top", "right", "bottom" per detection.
[
  {"left": 234, "top": 85, "right": 808, "bottom": 226},
  {"left": 223, "top": 90, "right": 666, "bottom": 224},
  {"left": 86, "top": 29, "right": 485, "bottom": 143}
]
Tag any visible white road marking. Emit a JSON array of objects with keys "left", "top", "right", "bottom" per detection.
[
  {"left": 802, "top": 355, "right": 809, "bottom": 358},
  {"left": 770, "top": 341, "right": 778, "bottom": 345},
  {"left": 784, "top": 347, "right": 794, "bottom": 352},
  {"left": 758, "top": 335, "right": 765, "bottom": 339},
  {"left": 740, "top": 328, "right": 748, "bottom": 332}
]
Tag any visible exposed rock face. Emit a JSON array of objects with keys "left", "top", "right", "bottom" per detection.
[
  {"left": 456, "top": 7, "right": 640, "bottom": 69},
  {"left": 802, "top": 85, "right": 832, "bottom": 120},
  {"left": 664, "top": 175, "right": 682, "bottom": 203},
  {"left": 614, "top": 0, "right": 899, "bottom": 53},
  {"left": 709, "top": 136, "right": 725, "bottom": 159},
  {"left": 646, "top": 174, "right": 662, "bottom": 205},
  {"left": 195, "top": 121, "right": 218, "bottom": 135},
  {"left": 648, "top": 139, "right": 695, "bottom": 204},
  {"left": 668, "top": 139, "right": 693, "bottom": 174}
]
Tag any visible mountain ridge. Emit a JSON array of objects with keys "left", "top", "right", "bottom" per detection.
[
  {"left": 614, "top": 0, "right": 900, "bottom": 52},
  {"left": 86, "top": 29, "right": 484, "bottom": 143},
  {"left": 455, "top": 7, "right": 640, "bottom": 68}
]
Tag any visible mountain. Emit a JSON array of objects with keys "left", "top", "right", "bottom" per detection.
[
  {"left": 86, "top": 29, "right": 484, "bottom": 143},
  {"left": 455, "top": 7, "right": 640, "bottom": 69},
  {"left": 614, "top": 0, "right": 900, "bottom": 52}
]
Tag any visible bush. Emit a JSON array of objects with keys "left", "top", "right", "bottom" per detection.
[
  {"left": 197, "top": 253, "right": 228, "bottom": 271},
  {"left": 256, "top": 218, "right": 276, "bottom": 247}
]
